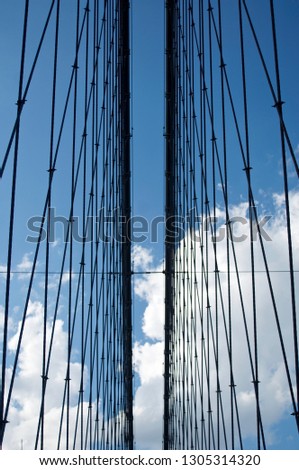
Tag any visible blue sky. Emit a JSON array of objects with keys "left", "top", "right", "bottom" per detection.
[{"left": 0, "top": 0, "right": 299, "bottom": 450}]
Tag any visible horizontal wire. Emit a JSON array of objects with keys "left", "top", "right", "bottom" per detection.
[{"left": 1, "top": 269, "right": 298, "bottom": 275}]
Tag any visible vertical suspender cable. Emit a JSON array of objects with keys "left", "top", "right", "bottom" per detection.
[
  {"left": 119, "top": 0, "right": 133, "bottom": 449},
  {"left": 269, "top": 0, "right": 299, "bottom": 431},
  {"left": 0, "top": 0, "right": 29, "bottom": 450},
  {"left": 66, "top": 0, "right": 80, "bottom": 449},
  {"left": 164, "top": 0, "right": 176, "bottom": 450},
  {"left": 217, "top": 0, "right": 235, "bottom": 449},
  {"left": 238, "top": 0, "right": 263, "bottom": 449},
  {"left": 0, "top": 1, "right": 56, "bottom": 179},
  {"left": 40, "top": 0, "right": 60, "bottom": 450}
]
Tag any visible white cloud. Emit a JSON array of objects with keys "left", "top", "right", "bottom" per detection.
[
  {"left": 133, "top": 246, "right": 164, "bottom": 341},
  {"left": 133, "top": 342, "right": 164, "bottom": 449},
  {"left": 62, "top": 271, "right": 75, "bottom": 284},
  {"left": 0, "top": 304, "right": 4, "bottom": 337},
  {"left": 273, "top": 192, "right": 285, "bottom": 208},
  {"left": 132, "top": 190, "right": 299, "bottom": 449},
  {"left": 3, "top": 300, "right": 88, "bottom": 449},
  {"left": 37, "top": 271, "right": 74, "bottom": 291},
  {"left": 0, "top": 264, "right": 7, "bottom": 280},
  {"left": 0, "top": 264, "right": 13, "bottom": 281},
  {"left": 2, "top": 191, "right": 298, "bottom": 449},
  {"left": 50, "top": 239, "right": 60, "bottom": 249},
  {"left": 132, "top": 245, "right": 153, "bottom": 270},
  {"left": 0, "top": 304, "right": 15, "bottom": 339},
  {"left": 132, "top": 248, "right": 165, "bottom": 448},
  {"left": 134, "top": 341, "right": 164, "bottom": 385},
  {"left": 134, "top": 376, "right": 163, "bottom": 449},
  {"left": 16, "top": 253, "right": 34, "bottom": 280},
  {"left": 134, "top": 271, "right": 164, "bottom": 341}
]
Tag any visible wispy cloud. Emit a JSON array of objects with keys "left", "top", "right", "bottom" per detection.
[
  {"left": 0, "top": 264, "right": 13, "bottom": 281},
  {"left": 4, "top": 300, "right": 87, "bottom": 449},
  {"left": 2, "top": 191, "right": 298, "bottom": 449},
  {"left": 16, "top": 253, "right": 35, "bottom": 280},
  {"left": 132, "top": 190, "right": 299, "bottom": 449}
]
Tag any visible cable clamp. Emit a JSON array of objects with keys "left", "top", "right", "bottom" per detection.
[
  {"left": 243, "top": 166, "right": 253, "bottom": 172},
  {"left": 16, "top": 98, "right": 26, "bottom": 107},
  {"left": 273, "top": 100, "right": 285, "bottom": 108}
]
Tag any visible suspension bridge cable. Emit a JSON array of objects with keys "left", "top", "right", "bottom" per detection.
[
  {"left": 1, "top": 0, "right": 298, "bottom": 451},
  {"left": 0, "top": 0, "right": 56, "bottom": 179},
  {"left": 1, "top": 0, "right": 133, "bottom": 450},
  {"left": 164, "top": 0, "right": 298, "bottom": 450},
  {"left": 269, "top": 0, "right": 299, "bottom": 427},
  {"left": 0, "top": 0, "right": 29, "bottom": 449},
  {"left": 40, "top": 0, "right": 61, "bottom": 450}
]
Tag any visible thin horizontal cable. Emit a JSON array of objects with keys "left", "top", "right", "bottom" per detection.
[
  {"left": 1, "top": 270, "right": 298, "bottom": 275},
  {"left": 2, "top": 1, "right": 94, "bottom": 439},
  {"left": 165, "top": 0, "right": 298, "bottom": 451},
  {"left": 207, "top": 1, "right": 298, "bottom": 427},
  {"left": 1, "top": 0, "right": 130, "bottom": 450}
]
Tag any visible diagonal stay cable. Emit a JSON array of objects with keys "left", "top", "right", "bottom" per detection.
[
  {"left": 2, "top": 2, "right": 96, "bottom": 443},
  {"left": 0, "top": 0, "right": 29, "bottom": 448},
  {"left": 0, "top": 0, "right": 56, "bottom": 179},
  {"left": 241, "top": 0, "right": 299, "bottom": 179}
]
